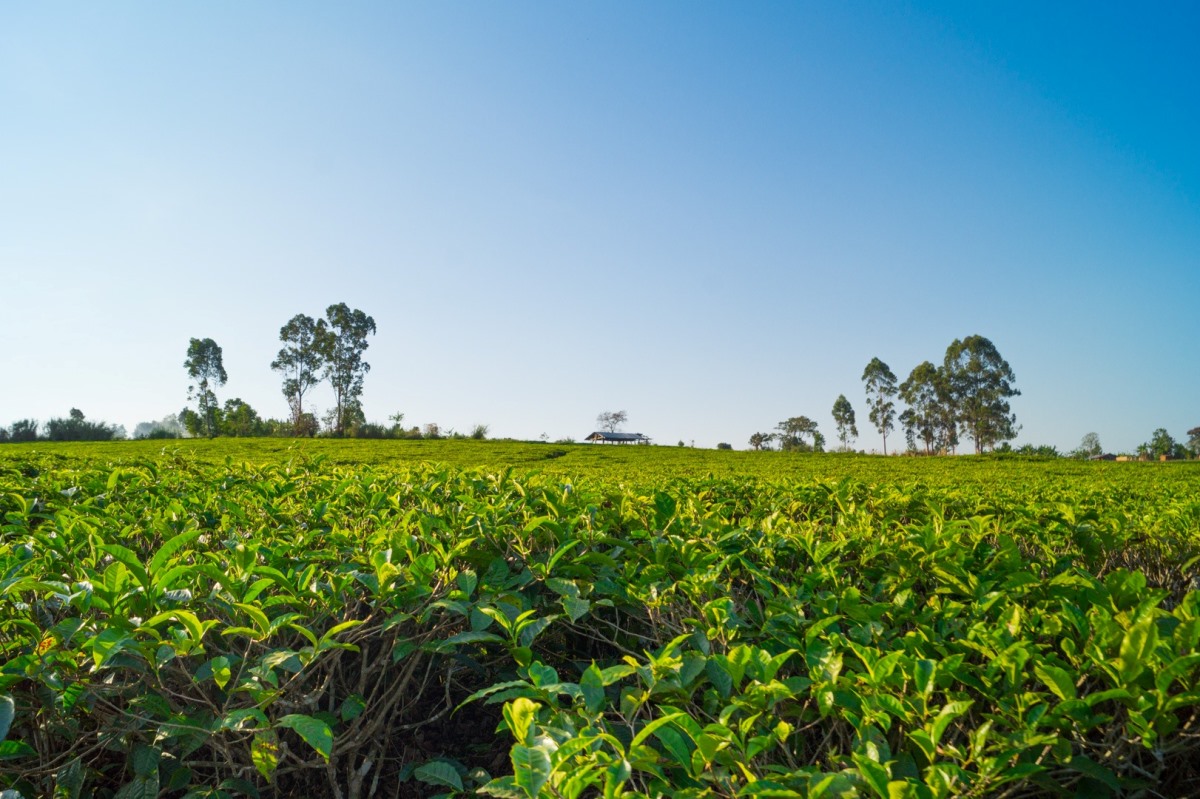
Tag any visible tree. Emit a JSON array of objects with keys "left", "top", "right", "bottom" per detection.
[
  {"left": 596, "top": 410, "right": 628, "bottom": 432},
  {"left": 271, "top": 314, "right": 327, "bottom": 434},
  {"left": 219, "top": 398, "right": 264, "bottom": 437},
  {"left": 1076, "top": 432, "right": 1103, "bottom": 458},
  {"left": 184, "top": 338, "right": 227, "bottom": 438},
  {"left": 748, "top": 432, "right": 774, "bottom": 450},
  {"left": 1188, "top": 427, "right": 1200, "bottom": 458},
  {"left": 1146, "top": 428, "right": 1177, "bottom": 459},
  {"left": 943, "top": 335, "right": 1020, "bottom": 454},
  {"left": 776, "top": 416, "right": 821, "bottom": 452},
  {"left": 861, "top": 358, "right": 898, "bottom": 454},
  {"left": 320, "top": 304, "right": 376, "bottom": 437},
  {"left": 45, "top": 409, "right": 120, "bottom": 441},
  {"left": 9, "top": 419, "right": 39, "bottom": 442},
  {"left": 899, "top": 362, "right": 941, "bottom": 454},
  {"left": 831, "top": 394, "right": 858, "bottom": 451}
]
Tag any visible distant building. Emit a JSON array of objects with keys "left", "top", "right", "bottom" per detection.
[
  {"left": 584, "top": 431, "right": 651, "bottom": 444},
  {"left": 1088, "top": 453, "right": 1117, "bottom": 461}
]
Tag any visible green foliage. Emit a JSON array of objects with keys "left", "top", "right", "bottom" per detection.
[{"left": 1, "top": 442, "right": 1199, "bottom": 797}]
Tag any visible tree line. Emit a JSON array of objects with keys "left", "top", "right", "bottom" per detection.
[
  {"left": 749, "top": 334, "right": 1022, "bottom": 455},
  {"left": 3, "top": 327, "right": 1198, "bottom": 455},
  {"left": 181, "top": 303, "right": 376, "bottom": 438},
  {"left": 171, "top": 302, "right": 485, "bottom": 441}
]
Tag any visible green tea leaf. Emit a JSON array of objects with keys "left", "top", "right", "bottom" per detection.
[
  {"left": 413, "top": 760, "right": 464, "bottom": 792},
  {"left": 1034, "top": 662, "right": 1076, "bottom": 701},
  {"left": 209, "top": 656, "right": 232, "bottom": 690},
  {"left": 511, "top": 744, "right": 552, "bottom": 798},
  {"left": 0, "top": 739, "right": 36, "bottom": 759},
  {"left": 503, "top": 698, "right": 539, "bottom": 745},
  {"left": 54, "top": 757, "right": 83, "bottom": 799},
  {"left": 277, "top": 714, "right": 333, "bottom": 761},
  {"left": 341, "top": 695, "right": 366, "bottom": 723},
  {"left": 581, "top": 663, "right": 605, "bottom": 713},
  {"left": 251, "top": 732, "right": 280, "bottom": 781},
  {"left": 1118, "top": 620, "right": 1158, "bottom": 683}
]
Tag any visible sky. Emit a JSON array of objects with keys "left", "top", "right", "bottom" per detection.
[{"left": 2, "top": 2, "right": 1198, "bottom": 453}]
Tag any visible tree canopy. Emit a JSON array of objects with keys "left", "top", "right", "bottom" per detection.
[
  {"left": 943, "top": 335, "right": 1020, "bottom": 454},
  {"left": 776, "top": 416, "right": 822, "bottom": 452}
]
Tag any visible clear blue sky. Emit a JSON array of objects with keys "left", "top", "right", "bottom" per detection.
[{"left": 3, "top": 2, "right": 1197, "bottom": 452}]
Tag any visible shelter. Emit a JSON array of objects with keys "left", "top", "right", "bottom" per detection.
[{"left": 584, "top": 431, "right": 650, "bottom": 444}]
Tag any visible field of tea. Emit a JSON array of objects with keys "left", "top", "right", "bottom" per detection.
[{"left": 2, "top": 440, "right": 1198, "bottom": 798}]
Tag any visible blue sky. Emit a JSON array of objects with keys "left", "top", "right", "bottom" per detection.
[{"left": 2, "top": 2, "right": 1197, "bottom": 452}]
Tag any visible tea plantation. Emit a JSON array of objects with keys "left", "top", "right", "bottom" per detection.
[{"left": 2, "top": 441, "right": 1198, "bottom": 797}]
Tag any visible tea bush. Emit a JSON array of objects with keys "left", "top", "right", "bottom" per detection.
[{"left": 1, "top": 443, "right": 1197, "bottom": 797}]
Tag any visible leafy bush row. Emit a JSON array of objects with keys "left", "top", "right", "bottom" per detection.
[{"left": 1, "top": 451, "right": 1198, "bottom": 797}]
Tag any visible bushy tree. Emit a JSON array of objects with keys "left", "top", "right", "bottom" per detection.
[
  {"left": 1187, "top": 427, "right": 1200, "bottom": 458},
  {"left": 184, "top": 338, "right": 227, "bottom": 438},
  {"left": 943, "top": 335, "right": 1020, "bottom": 454},
  {"left": 321, "top": 304, "right": 376, "bottom": 437},
  {"left": 898, "top": 361, "right": 950, "bottom": 454},
  {"left": 748, "top": 432, "right": 774, "bottom": 450},
  {"left": 831, "top": 394, "right": 858, "bottom": 451},
  {"left": 776, "top": 416, "right": 821, "bottom": 452},
  {"left": 219, "top": 398, "right": 265, "bottom": 437},
  {"left": 44, "top": 409, "right": 121, "bottom": 441},
  {"left": 1013, "top": 444, "right": 1060, "bottom": 457},
  {"left": 861, "top": 358, "right": 897, "bottom": 454},
  {"left": 8, "top": 419, "right": 40, "bottom": 442},
  {"left": 178, "top": 408, "right": 205, "bottom": 438},
  {"left": 1146, "top": 428, "right": 1177, "bottom": 459}
]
